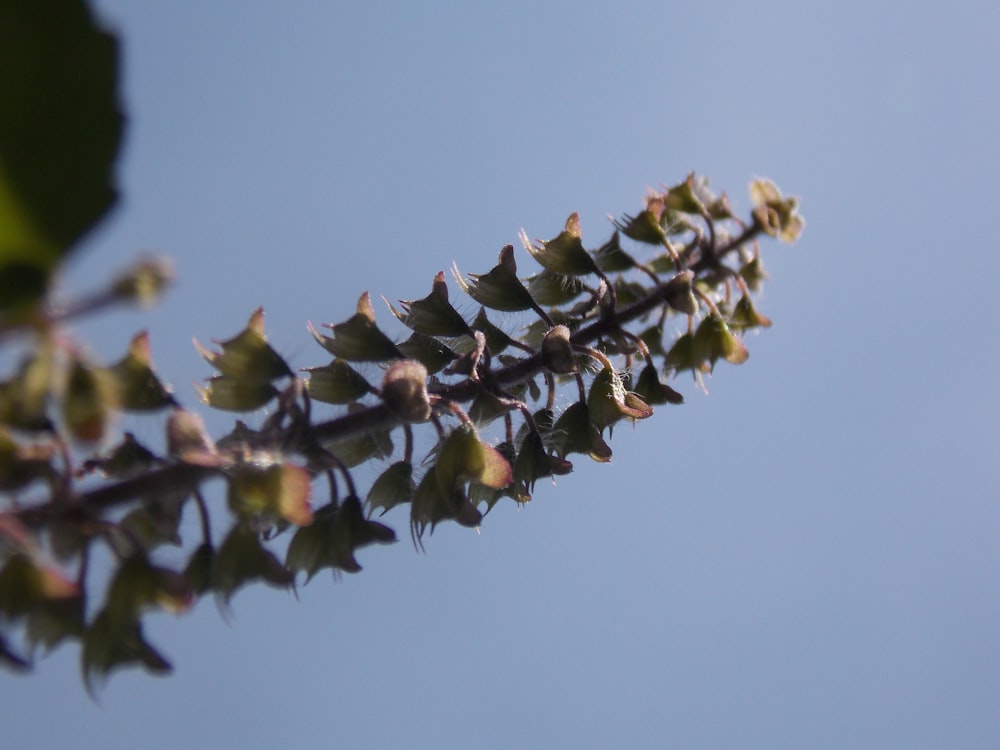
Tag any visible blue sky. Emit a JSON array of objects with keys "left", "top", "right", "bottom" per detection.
[{"left": 5, "top": 1, "right": 1000, "bottom": 748}]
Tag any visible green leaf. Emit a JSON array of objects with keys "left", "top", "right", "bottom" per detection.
[{"left": 0, "top": 0, "right": 123, "bottom": 312}]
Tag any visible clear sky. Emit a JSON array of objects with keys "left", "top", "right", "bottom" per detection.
[{"left": 5, "top": 1, "right": 1000, "bottom": 748}]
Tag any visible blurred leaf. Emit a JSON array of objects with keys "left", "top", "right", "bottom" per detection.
[
  {"left": 82, "top": 611, "right": 170, "bottom": 694},
  {"left": 288, "top": 498, "right": 394, "bottom": 579},
  {"left": 107, "top": 331, "right": 176, "bottom": 411},
  {"left": 114, "top": 490, "right": 188, "bottom": 553},
  {"left": 227, "top": 463, "right": 313, "bottom": 526},
  {"left": 662, "top": 174, "right": 706, "bottom": 215},
  {"left": 109, "top": 256, "right": 173, "bottom": 307},
  {"left": 194, "top": 308, "right": 292, "bottom": 382},
  {"left": 0, "top": 0, "right": 123, "bottom": 313},
  {"left": 104, "top": 555, "right": 191, "bottom": 627},
  {"left": 749, "top": 178, "right": 804, "bottom": 242},
  {"left": 83, "top": 431, "right": 159, "bottom": 479},
  {"left": 196, "top": 375, "right": 278, "bottom": 412},
  {"left": 166, "top": 408, "right": 220, "bottom": 465},
  {"left": 727, "top": 294, "right": 772, "bottom": 331},
  {"left": 0, "top": 345, "right": 54, "bottom": 431},
  {"left": 183, "top": 544, "right": 215, "bottom": 597},
  {"left": 0, "top": 428, "right": 54, "bottom": 491},
  {"left": 62, "top": 354, "right": 117, "bottom": 443},
  {"left": 212, "top": 525, "right": 293, "bottom": 604}
]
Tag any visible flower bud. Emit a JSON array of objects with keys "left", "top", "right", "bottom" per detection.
[{"left": 381, "top": 359, "right": 432, "bottom": 422}]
